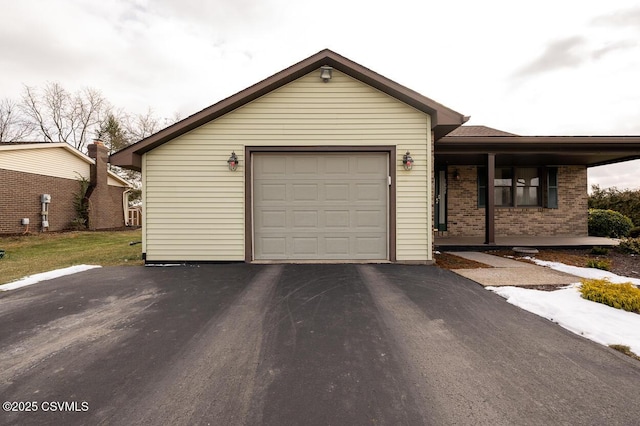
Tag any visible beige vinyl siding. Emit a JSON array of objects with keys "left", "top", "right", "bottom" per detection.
[
  {"left": 0, "top": 145, "right": 90, "bottom": 180},
  {"left": 144, "top": 69, "right": 432, "bottom": 261},
  {"left": 107, "top": 175, "right": 128, "bottom": 187},
  {"left": 0, "top": 144, "right": 128, "bottom": 188}
]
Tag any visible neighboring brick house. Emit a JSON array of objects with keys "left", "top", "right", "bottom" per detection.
[{"left": 0, "top": 141, "right": 131, "bottom": 234}]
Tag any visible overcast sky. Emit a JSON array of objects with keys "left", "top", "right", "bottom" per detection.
[{"left": 1, "top": 0, "right": 639, "bottom": 190}]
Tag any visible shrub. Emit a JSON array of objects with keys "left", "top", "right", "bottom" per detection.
[
  {"left": 590, "top": 246, "right": 609, "bottom": 255},
  {"left": 585, "top": 259, "right": 610, "bottom": 271},
  {"left": 589, "top": 185, "right": 640, "bottom": 227},
  {"left": 629, "top": 227, "right": 640, "bottom": 238},
  {"left": 580, "top": 278, "right": 640, "bottom": 313},
  {"left": 72, "top": 174, "right": 90, "bottom": 230},
  {"left": 588, "top": 209, "right": 633, "bottom": 238},
  {"left": 618, "top": 237, "right": 640, "bottom": 255},
  {"left": 609, "top": 345, "right": 640, "bottom": 361}
]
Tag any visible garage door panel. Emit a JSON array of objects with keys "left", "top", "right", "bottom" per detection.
[
  {"left": 292, "top": 237, "right": 319, "bottom": 255},
  {"left": 325, "top": 157, "right": 350, "bottom": 175},
  {"left": 325, "top": 237, "right": 350, "bottom": 255},
  {"left": 325, "top": 184, "right": 349, "bottom": 201},
  {"left": 356, "top": 156, "right": 387, "bottom": 175},
  {"left": 257, "top": 184, "right": 286, "bottom": 201},
  {"left": 355, "top": 210, "right": 386, "bottom": 228},
  {"left": 356, "top": 236, "right": 386, "bottom": 255},
  {"left": 258, "top": 157, "right": 287, "bottom": 176},
  {"left": 355, "top": 183, "right": 385, "bottom": 201},
  {"left": 292, "top": 157, "right": 319, "bottom": 174},
  {"left": 259, "top": 210, "right": 287, "bottom": 228},
  {"left": 258, "top": 237, "right": 286, "bottom": 256},
  {"left": 254, "top": 153, "right": 388, "bottom": 260},
  {"left": 325, "top": 210, "right": 350, "bottom": 228},
  {"left": 292, "top": 210, "right": 318, "bottom": 228},
  {"left": 292, "top": 184, "right": 319, "bottom": 201}
]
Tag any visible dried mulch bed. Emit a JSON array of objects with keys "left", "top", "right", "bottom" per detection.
[{"left": 434, "top": 252, "right": 492, "bottom": 270}]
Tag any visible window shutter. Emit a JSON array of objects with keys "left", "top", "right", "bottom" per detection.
[
  {"left": 547, "top": 167, "right": 558, "bottom": 209},
  {"left": 477, "top": 167, "right": 486, "bottom": 208}
]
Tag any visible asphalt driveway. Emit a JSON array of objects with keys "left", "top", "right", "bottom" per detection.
[{"left": 1, "top": 264, "right": 639, "bottom": 425}]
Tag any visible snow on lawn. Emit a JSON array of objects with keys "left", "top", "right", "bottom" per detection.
[
  {"left": 0, "top": 265, "right": 101, "bottom": 291},
  {"left": 488, "top": 262, "right": 640, "bottom": 355},
  {"left": 527, "top": 257, "right": 640, "bottom": 285}
]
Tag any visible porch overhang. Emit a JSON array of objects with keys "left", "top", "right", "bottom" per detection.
[{"left": 435, "top": 135, "right": 640, "bottom": 167}]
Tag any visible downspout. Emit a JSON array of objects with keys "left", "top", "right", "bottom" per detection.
[{"left": 122, "top": 189, "right": 131, "bottom": 226}]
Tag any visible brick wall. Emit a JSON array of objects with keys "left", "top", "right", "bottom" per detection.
[
  {"left": 0, "top": 168, "right": 127, "bottom": 234},
  {"left": 445, "top": 165, "right": 588, "bottom": 237},
  {"left": 0, "top": 169, "right": 79, "bottom": 233}
]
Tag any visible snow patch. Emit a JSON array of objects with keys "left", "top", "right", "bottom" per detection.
[
  {"left": 0, "top": 265, "right": 101, "bottom": 291},
  {"left": 527, "top": 257, "right": 640, "bottom": 285},
  {"left": 488, "top": 261, "right": 640, "bottom": 355}
]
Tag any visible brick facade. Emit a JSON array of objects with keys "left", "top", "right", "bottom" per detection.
[
  {"left": 445, "top": 165, "right": 588, "bottom": 237},
  {"left": 0, "top": 169, "right": 80, "bottom": 233},
  {"left": 1, "top": 142, "right": 127, "bottom": 234}
]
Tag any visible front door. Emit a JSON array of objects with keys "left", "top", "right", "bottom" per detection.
[{"left": 435, "top": 168, "right": 447, "bottom": 231}]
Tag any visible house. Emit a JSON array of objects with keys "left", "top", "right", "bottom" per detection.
[
  {"left": 0, "top": 141, "right": 132, "bottom": 233},
  {"left": 110, "top": 49, "right": 640, "bottom": 264},
  {"left": 436, "top": 125, "right": 640, "bottom": 243}
]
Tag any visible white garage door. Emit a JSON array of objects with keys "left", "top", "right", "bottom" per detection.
[{"left": 253, "top": 153, "right": 388, "bottom": 260}]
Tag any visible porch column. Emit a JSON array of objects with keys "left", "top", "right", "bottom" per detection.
[{"left": 484, "top": 153, "right": 495, "bottom": 245}]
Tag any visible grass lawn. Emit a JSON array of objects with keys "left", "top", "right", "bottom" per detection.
[{"left": 0, "top": 229, "right": 143, "bottom": 285}]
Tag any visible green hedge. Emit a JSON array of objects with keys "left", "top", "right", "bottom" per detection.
[
  {"left": 589, "top": 185, "right": 640, "bottom": 227},
  {"left": 588, "top": 209, "right": 633, "bottom": 238},
  {"left": 580, "top": 279, "right": 640, "bottom": 313}
]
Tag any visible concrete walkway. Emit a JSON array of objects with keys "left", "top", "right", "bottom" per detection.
[{"left": 448, "top": 251, "right": 581, "bottom": 287}]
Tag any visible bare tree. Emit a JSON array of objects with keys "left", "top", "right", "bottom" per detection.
[
  {"left": 20, "top": 82, "right": 106, "bottom": 151},
  {"left": 0, "top": 98, "right": 34, "bottom": 141},
  {"left": 123, "top": 107, "right": 161, "bottom": 141}
]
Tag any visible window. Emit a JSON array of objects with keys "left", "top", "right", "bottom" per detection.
[
  {"left": 478, "top": 167, "right": 555, "bottom": 208},
  {"left": 515, "top": 168, "right": 540, "bottom": 206},
  {"left": 495, "top": 167, "right": 514, "bottom": 206}
]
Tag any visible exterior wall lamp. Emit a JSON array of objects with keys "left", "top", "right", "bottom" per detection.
[
  {"left": 453, "top": 169, "right": 460, "bottom": 180},
  {"left": 402, "top": 151, "right": 413, "bottom": 171},
  {"left": 320, "top": 66, "right": 333, "bottom": 83},
  {"left": 227, "top": 151, "right": 239, "bottom": 171}
]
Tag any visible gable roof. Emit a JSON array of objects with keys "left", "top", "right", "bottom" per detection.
[
  {"left": 110, "top": 49, "right": 468, "bottom": 170},
  {"left": 0, "top": 142, "right": 132, "bottom": 187}
]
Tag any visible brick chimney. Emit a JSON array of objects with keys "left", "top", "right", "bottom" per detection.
[{"left": 86, "top": 139, "right": 110, "bottom": 230}]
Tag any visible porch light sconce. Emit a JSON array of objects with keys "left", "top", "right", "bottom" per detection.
[
  {"left": 320, "top": 66, "right": 333, "bottom": 83},
  {"left": 453, "top": 169, "right": 460, "bottom": 180},
  {"left": 227, "top": 151, "right": 239, "bottom": 171},
  {"left": 402, "top": 151, "right": 413, "bottom": 171}
]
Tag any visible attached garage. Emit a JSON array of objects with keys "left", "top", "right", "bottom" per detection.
[
  {"left": 252, "top": 151, "right": 390, "bottom": 261},
  {"left": 110, "top": 49, "right": 468, "bottom": 264}
]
